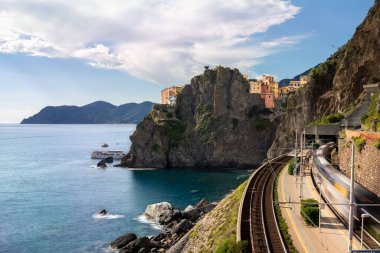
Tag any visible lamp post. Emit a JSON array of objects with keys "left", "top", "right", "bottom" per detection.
[
  {"left": 318, "top": 181, "right": 322, "bottom": 232},
  {"left": 360, "top": 213, "right": 370, "bottom": 249}
]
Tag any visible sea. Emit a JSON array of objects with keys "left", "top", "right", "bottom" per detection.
[{"left": 0, "top": 124, "right": 250, "bottom": 253}]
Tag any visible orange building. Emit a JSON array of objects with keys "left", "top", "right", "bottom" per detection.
[{"left": 161, "top": 85, "right": 184, "bottom": 105}]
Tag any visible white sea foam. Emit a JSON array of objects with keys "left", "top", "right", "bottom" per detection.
[
  {"left": 190, "top": 189, "right": 199, "bottom": 193},
  {"left": 236, "top": 174, "right": 249, "bottom": 180},
  {"left": 128, "top": 168, "right": 156, "bottom": 171},
  {"left": 92, "top": 213, "right": 124, "bottom": 219},
  {"left": 135, "top": 215, "right": 162, "bottom": 230}
]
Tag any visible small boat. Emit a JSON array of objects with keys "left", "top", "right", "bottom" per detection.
[
  {"left": 91, "top": 150, "right": 125, "bottom": 159},
  {"left": 101, "top": 143, "right": 109, "bottom": 148}
]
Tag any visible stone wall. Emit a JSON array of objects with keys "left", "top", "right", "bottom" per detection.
[{"left": 339, "top": 135, "right": 380, "bottom": 197}]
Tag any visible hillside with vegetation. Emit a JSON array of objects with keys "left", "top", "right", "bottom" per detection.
[
  {"left": 121, "top": 67, "right": 279, "bottom": 169},
  {"left": 268, "top": 0, "right": 380, "bottom": 157},
  {"left": 21, "top": 101, "right": 154, "bottom": 124}
]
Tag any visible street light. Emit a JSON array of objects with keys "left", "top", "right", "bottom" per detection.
[
  {"left": 318, "top": 181, "right": 322, "bottom": 232},
  {"left": 360, "top": 213, "right": 370, "bottom": 249}
]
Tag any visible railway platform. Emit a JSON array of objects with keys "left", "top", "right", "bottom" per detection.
[{"left": 277, "top": 162, "right": 362, "bottom": 253}]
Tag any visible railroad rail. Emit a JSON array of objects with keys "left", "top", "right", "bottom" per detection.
[{"left": 237, "top": 155, "right": 291, "bottom": 253}]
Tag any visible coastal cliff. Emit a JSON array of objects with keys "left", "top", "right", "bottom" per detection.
[
  {"left": 268, "top": 0, "right": 380, "bottom": 157},
  {"left": 122, "top": 67, "right": 278, "bottom": 168}
]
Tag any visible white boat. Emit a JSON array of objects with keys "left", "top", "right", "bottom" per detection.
[{"left": 91, "top": 150, "right": 125, "bottom": 159}]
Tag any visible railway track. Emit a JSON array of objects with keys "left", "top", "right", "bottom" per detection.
[{"left": 239, "top": 155, "right": 290, "bottom": 253}]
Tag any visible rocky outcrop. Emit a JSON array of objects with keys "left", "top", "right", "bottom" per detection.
[
  {"left": 122, "top": 66, "right": 278, "bottom": 169},
  {"left": 268, "top": 0, "right": 380, "bottom": 157},
  {"left": 110, "top": 199, "right": 216, "bottom": 253}
]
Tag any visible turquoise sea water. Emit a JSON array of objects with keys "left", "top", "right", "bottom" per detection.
[{"left": 0, "top": 124, "right": 249, "bottom": 253}]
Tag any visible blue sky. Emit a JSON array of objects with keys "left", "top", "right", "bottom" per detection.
[{"left": 0, "top": 0, "right": 374, "bottom": 122}]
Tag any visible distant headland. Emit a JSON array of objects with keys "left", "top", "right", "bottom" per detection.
[{"left": 21, "top": 101, "right": 154, "bottom": 124}]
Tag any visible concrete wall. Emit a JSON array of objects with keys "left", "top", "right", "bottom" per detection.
[{"left": 339, "top": 134, "right": 380, "bottom": 197}]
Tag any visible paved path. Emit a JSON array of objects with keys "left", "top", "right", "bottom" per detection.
[{"left": 277, "top": 163, "right": 362, "bottom": 253}]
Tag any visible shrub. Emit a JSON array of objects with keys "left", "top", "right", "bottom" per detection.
[
  {"left": 167, "top": 112, "right": 173, "bottom": 118},
  {"left": 353, "top": 137, "right": 366, "bottom": 153},
  {"left": 274, "top": 175, "right": 299, "bottom": 252},
  {"left": 231, "top": 118, "right": 239, "bottom": 130},
  {"left": 374, "top": 140, "right": 380, "bottom": 150},
  {"left": 215, "top": 235, "right": 247, "bottom": 253},
  {"left": 300, "top": 199, "right": 319, "bottom": 226},
  {"left": 361, "top": 114, "right": 368, "bottom": 124},
  {"left": 287, "top": 158, "right": 300, "bottom": 175},
  {"left": 254, "top": 119, "right": 270, "bottom": 131},
  {"left": 312, "top": 113, "right": 344, "bottom": 125}
]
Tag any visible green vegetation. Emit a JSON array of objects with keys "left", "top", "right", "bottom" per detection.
[
  {"left": 312, "top": 113, "right": 344, "bottom": 125},
  {"left": 166, "top": 112, "right": 173, "bottom": 118},
  {"left": 254, "top": 118, "right": 271, "bottom": 131},
  {"left": 374, "top": 140, "right": 380, "bottom": 150},
  {"left": 300, "top": 199, "right": 319, "bottom": 226},
  {"left": 361, "top": 93, "right": 380, "bottom": 131},
  {"left": 339, "top": 129, "right": 346, "bottom": 138},
  {"left": 365, "top": 225, "right": 380, "bottom": 243},
  {"left": 231, "top": 118, "right": 239, "bottom": 130},
  {"left": 195, "top": 105, "right": 215, "bottom": 135},
  {"left": 353, "top": 137, "right": 366, "bottom": 153},
  {"left": 309, "top": 43, "right": 346, "bottom": 88},
  {"left": 185, "top": 180, "right": 248, "bottom": 252},
  {"left": 287, "top": 158, "right": 299, "bottom": 175},
  {"left": 165, "top": 120, "right": 186, "bottom": 142},
  {"left": 274, "top": 172, "right": 299, "bottom": 252},
  {"left": 215, "top": 235, "right": 247, "bottom": 253}
]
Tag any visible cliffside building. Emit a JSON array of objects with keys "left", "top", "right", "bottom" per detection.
[
  {"left": 161, "top": 85, "right": 184, "bottom": 105},
  {"left": 279, "top": 75, "right": 310, "bottom": 97},
  {"left": 249, "top": 75, "right": 278, "bottom": 108}
]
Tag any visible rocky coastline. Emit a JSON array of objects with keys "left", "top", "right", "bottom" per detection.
[
  {"left": 119, "top": 66, "right": 279, "bottom": 169},
  {"left": 109, "top": 199, "right": 216, "bottom": 253}
]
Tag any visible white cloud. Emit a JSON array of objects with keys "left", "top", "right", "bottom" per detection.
[{"left": 0, "top": 0, "right": 302, "bottom": 84}]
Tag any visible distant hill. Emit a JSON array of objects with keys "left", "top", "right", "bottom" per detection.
[
  {"left": 21, "top": 101, "right": 154, "bottom": 124},
  {"left": 278, "top": 68, "right": 313, "bottom": 87}
]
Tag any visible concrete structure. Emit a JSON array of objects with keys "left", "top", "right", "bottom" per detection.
[
  {"left": 339, "top": 130, "right": 380, "bottom": 197},
  {"left": 161, "top": 85, "right": 184, "bottom": 105}
]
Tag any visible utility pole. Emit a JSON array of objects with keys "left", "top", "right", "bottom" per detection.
[
  {"left": 294, "top": 129, "right": 298, "bottom": 181},
  {"left": 348, "top": 143, "right": 355, "bottom": 252},
  {"left": 299, "top": 130, "right": 303, "bottom": 198}
]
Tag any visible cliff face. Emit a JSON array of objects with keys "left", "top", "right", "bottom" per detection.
[
  {"left": 123, "top": 67, "right": 278, "bottom": 168},
  {"left": 268, "top": 0, "right": 380, "bottom": 157}
]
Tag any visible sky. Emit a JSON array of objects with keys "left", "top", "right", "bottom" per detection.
[{"left": 0, "top": 0, "right": 374, "bottom": 123}]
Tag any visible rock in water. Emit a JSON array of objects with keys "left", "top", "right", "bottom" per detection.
[
  {"left": 119, "top": 237, "right": 151, "bottom": 253},
  {"left": 109, "top": 233, "right": 137, "bottom": 249},
  {"left": 97, "top": 160, "right": 107, "bottom": 168},
  {"left": 98, "top": 209, "right": 107, "bottom": 215},
  {"left": 144, "top": 202, "right": 174, "bottom": 224},
  {"left": 121, "top": 66, "right": 278, "bottom": 169}
]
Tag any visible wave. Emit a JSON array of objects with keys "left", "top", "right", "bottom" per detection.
[
  {"left": 92, "top": 213, "right": 125, "bottom": 219},
  {"left": 190, "top": 189, "right": 199, "bottom": 193},
  {"left": 135, "top": 215, "right": 162, "bottom": 230},
  {"left": 236, "top": 174, "right": 249, "bottom": 180}
]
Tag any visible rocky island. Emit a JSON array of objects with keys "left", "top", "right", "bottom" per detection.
[{"left": 120, "top": 67, "right": 279, "bottom": 169}]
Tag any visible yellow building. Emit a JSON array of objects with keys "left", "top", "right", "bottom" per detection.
[
  {"left": 300, "top": 75, "right": 310, "bottom": 86},
  {"left": 249, "top": 79, "right": 262, "bottom": 94}
]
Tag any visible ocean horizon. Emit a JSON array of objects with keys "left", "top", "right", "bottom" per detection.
[{"left": 0, "top": 124, "right": 249, "bottom": 252}]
